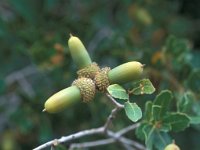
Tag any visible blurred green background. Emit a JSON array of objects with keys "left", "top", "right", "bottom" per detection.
[{"left": 0, "top": 0, "right": 200, "bottom": 150}]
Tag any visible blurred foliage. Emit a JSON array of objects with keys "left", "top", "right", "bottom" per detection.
[{"left": 0, "top": 0, "right": 200, "bottom": 150}]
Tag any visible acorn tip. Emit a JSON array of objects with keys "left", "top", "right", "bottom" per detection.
[
  {"left": 142, "top": 64, "right": 146, "bottom": 68},
  {"left": 69, "top": 33, "right": 73, "bottom": 37}
]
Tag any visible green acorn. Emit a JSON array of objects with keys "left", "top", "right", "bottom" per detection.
[
  {"left": 108, "top": 61, "right": 144, "bottom": 84},
  {"left": 94, "top": 61, "right": 143, "bottom": 92},
  {"left": 77, "top": 62, "right": 100, "bottom": 79},
  {"left": 44, "top": 78, "right": 96, "bottom": 113},
  {"left": 44, "top": 86, "right": 81, "bottom": 113},
  {"left": 164, "top": 143, "right": 180, "bottom": 150},
  {"left": 68, "top": 35, "right": 92, "bottom": 69}
]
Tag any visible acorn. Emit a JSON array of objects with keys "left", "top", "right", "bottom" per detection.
[
  {"left": 68, "top": 35, "right": 92, "bottom": 69},
  {"left": 164, "top": 143, "right": 180, "bottom": 150},
  {"left": 77, "top": 62, "right": 100, "bottom": 79},
  {"left": 94, "top": 61, "right": 143, "bottom": 92},
  {"left": 44, "top": 78, "right": 96, "bottom": 113},
  {"left": 108, "top": 61, "right": 144, "bottom": 84},
  {"left": 44, "top": 86, "right": 81, "bottom": 113}
]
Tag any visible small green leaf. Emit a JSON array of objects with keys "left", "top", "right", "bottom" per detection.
[
  {"left": 135, "top": 123, "right": 147, "bottom": 140},
  {"left": 189, "top": 116, "right": 200, "bottom": 125},
  {"left": 143, "top": 124, "right": 155, "bottom": 150},
  {"left": 159, "top": 124, "right": 172, "bottom": 132},
  {"left": 153, "top": 90, "right": 173, "bottom": 119},
  {"left": 124, "top": 102, "right": 142, "bottom": 122},
  {"left": 144, "top": 101, "right": 153, "bottom": 122},
  {"left": 152, "top": 105, "right": 162, "bottom": 121},
  {"left": 130, "top": 79, "right": 155, "bottom": 95},
  {"left": 107, "top": 84, "right": 128, "bottom": 100},
  {"left": 138, "top": 124, "right": 172, "bottom": 150},
  {"left": 153, "top": 131, "right": 172, "bottom": 150},
  {"left": 163, "top": 113, "right": 190, "bottom": 132},
  {"left": 177, "top": 92, "right": 194, "bottom": 113}
]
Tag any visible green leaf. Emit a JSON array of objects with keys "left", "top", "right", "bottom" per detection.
[
  {"left": 143, "top": 124, "right": 155, "bottom": 150},
  {"left": 153, "top": 90, "right": 173, "bottom": 119},
  {"left": 153, "top": 131, "right": 172, "bottom": 150},
  {"left": 177, "top": 92, "right": 194, "bottom": 113},
  {"left": 130, "top": 79, "right": 155, "bottom": 95},
  {"left": 193, "top": 101, "right": 200, "bottom": 116},
  {"left": 152, "top": 105, "right": 162, "bottom": 121},
  {"left": 189, "top": 116, "right": 200, "bottom": 125},
  {"left": 135, "top": 123, "right": 147, "bottom": 140},
  {"left": 159, "top": 124, "right": 172, "bottom": 132},
  {"left": 124, "top": 102, "right": 142, "bottom": 122},
  {"left": 144, "top": 101, "right": 153, "bottom": 122},
  {"left": 186, "top": 69, "right": 200, "bottom": 93},
  {"left": 107, "top": 84, "right": 128, "bottom": 100},
  {"left": 138, "top": 124, "right": 171, "bottom": 150},
  {"left": 163, "top": 113, "right": 190, "bottom": 132}
]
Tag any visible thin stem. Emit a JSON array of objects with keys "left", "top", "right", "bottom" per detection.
[
  {"left": 103, "top": 107, "right": 121, "bottom": 132},
  {"left": 117, "top": 123, "right": 140, "bottom": 136},
  {"left": 69, "top": 138, "right": 115, "bottom": 150},
  {"left": 33, "top": 127, "right": 104, "bottom": 150},
  {"left": 106, "top": 93, "right": 124, "bottom": 108},
  {"left": 107, "top": 131, "right": 145, "bottom": 150},
  {"left": 103, "top": 93, "right": 124, "bottom": 132}
]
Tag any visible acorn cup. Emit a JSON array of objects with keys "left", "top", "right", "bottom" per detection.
[
  {"left": 68, "top": 35, "right": 92, "bottom": 69},
  {"left": 44, "top": 78, "right": 96, "bottom": 113},
  {"left": 77, "top": 62, "right": 100, "bottom": 79}
]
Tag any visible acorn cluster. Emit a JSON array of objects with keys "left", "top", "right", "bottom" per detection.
[{"left": 43, "top": 35, "right": 144, "bottom": 113}]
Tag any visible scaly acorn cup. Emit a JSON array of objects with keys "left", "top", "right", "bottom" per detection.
[
  {"left": 44, "top": 78, "right": 96, "bottom": 113},
  {"left": 94, "top": 67, "right": 111, "bottom": 92},
  {"left": 68, "top": 35, "right": 92, "bottom": 69},
  {"left": 108, "top": 61, "right": 143, "bottom": 84},
  {"left": 72, "top": 78, "right": 96, "bottom": 103},
  {"left": 77, "top": 62, "right": 100, "bottom": 79}
]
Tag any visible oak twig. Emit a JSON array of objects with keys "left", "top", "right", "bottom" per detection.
[
  {"left": 69, "top": 138, "right": 115, "bottom": 150},
  {"left": 33, "top": 127, "right": 104, "bottom": 150}
]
